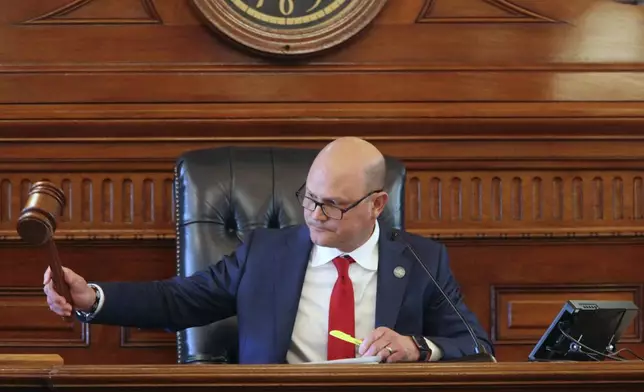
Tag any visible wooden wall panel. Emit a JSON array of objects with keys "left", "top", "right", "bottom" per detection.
[
  {"left": 1, "top": 0, "right": 644, "bottom": 365},
  {"left": 0, "top": 240, "right": 177, "bottom": 364},
  {"left": 0, "top": 288, "right": 89, "bottom": 348},
  {"left": 492, "top": 285, "right": 641, "bottom": 343},
  {"left": 120, "top": 327, "right": 175, "bottom": 349},
  {"left": 447, "top": 239, "right": 644, "bottom": 361}
]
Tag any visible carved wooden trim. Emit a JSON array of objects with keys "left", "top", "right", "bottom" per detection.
[
  {"left": 3, "top": 120, "right": 644, "bottom": 143},
  {"left": 0, "top": 164, "right": 175, "bottom": 241},
  {"left": 417, "top": 0, "right": 558, "bottom": 23},
  {"left": 22, "top": 0, "right": 162, "bottom": 25},
  {"left": 405, "top": 170, "right": 644, "bottom": 238},
  {"left": 4, "top": 103, "right": 644, "bottom": 121},
  {"left": 5, "top": 64, "right": 644, "bottom": 72},
  {"left": 0, "top": 156, "right": 643, "bottom": 240}
]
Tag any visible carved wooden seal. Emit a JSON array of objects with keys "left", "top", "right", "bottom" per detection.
[{"left": 191, "top": 0, "right": 388, "bottom": 56}]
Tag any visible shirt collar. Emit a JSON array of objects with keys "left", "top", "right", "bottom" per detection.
[{"left": 310, "top": 221, "right": 380, "bottom": 271}]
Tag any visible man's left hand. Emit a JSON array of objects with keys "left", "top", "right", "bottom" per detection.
[{"left": 358, "top": 327, "right": 419, "bottom": 363}]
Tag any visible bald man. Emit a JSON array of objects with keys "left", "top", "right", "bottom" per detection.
[{"left": 44, "top": 137, "right": 493, "bottom": 364}]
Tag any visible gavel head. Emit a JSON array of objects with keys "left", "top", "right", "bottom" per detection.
[{"left": 16, "top": 181, "right": 66, "bottom": 246}]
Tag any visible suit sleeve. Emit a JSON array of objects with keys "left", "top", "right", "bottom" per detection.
[
  {"left": 422, "top": 244, "right": 494, "bottom": 359},
  {"left": 78, "top": 231, "right": 255, "bottom": 332}
]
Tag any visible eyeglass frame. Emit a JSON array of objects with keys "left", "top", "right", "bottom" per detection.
[{"left": 295, "top": 183, "right": 384, "bottom": 220}]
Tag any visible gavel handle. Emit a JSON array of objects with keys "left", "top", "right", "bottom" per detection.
[{"left": 47, "top": 240, "right": 73, "bottom": 323}]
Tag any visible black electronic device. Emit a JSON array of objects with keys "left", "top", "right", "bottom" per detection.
[{"left": 529, "top": 300, "right": 639, "bottom": 361}]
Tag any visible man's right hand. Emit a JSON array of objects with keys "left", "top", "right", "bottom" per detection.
[{"left": 43, "top": 266, "right": 96, "bottom": 317}]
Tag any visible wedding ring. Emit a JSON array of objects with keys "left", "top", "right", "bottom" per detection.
[{"left": 386, "top": 346, "right": 393, "bottom": 355}]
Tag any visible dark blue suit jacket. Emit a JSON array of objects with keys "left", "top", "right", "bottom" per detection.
[{"left": 87, "top": 224, "right": 493, "bottom": 363}]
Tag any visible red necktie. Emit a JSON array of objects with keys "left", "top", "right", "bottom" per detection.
[{"left": 327, "top": 255, "right": 356, "bottom": 360}]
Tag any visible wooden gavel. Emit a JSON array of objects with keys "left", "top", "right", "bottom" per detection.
[{"left": 16, "top": 181, "right": 73, "bottom": 322}]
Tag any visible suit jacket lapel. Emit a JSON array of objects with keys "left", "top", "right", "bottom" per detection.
[
  {"left": 273, "top": 225, "right": 312, "bottom": 363},
  {"left": 375, "top": 228, "right": 412, "bottom": 330}
]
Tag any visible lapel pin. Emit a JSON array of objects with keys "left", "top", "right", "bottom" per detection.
[{"left": 393, "top": 266, "right": 406, "bottom": 278}]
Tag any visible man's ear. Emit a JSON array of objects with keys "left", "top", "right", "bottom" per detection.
[{"left": 372, "top": 192, "right": 389, "bottom": 218}]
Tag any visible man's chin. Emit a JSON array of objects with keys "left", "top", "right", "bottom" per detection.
[{"left": 309, "top": 230, "right": 336, "bottom": 247}]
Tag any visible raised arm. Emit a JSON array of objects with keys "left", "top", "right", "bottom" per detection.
[{"left": 44, "top": 231, "right": 256, "bottom": 332}]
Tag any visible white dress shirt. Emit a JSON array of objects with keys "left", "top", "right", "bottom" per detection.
[{"left": 286, "top": 221, "right": 442, "bottom": 363}]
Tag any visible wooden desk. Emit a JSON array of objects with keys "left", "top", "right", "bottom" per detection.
[{"left": 2, "top": 361, "right": 644, "bottom": 391}]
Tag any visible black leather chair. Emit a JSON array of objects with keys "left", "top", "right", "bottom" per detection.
[{"left": 174, "top": 146, "right": 406, "bottom": 364}]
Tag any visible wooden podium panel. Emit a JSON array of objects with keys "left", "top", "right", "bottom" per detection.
[{"left": 2, "top": 362, "right": 644, "bottom": 391}]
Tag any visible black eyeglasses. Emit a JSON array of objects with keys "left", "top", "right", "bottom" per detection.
[{"left": 295, "top": 183, "right": 383, "bottom": 220}]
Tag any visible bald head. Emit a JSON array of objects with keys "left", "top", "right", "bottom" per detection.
[
  {"left": 309, "top": 137, "right": 386, "bottom": 193},
  {"left": 304, "top": 137, "right": 389, "bottom": 252}
]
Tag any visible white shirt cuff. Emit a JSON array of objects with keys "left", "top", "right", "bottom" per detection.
[
  {"left": 424, "top": 337, "right": 443, "bottom": 361},
  {"left": 88, "top": 283, "right": 105, "bottom": 315},
  {"left": 76, "top": 283, "right": 105, "bottom": 322}
]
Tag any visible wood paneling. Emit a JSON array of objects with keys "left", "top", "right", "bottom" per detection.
[
  {"left": 5, "top": 72, "right": 644, "bottom": 104},
  {"left": 2, "top": 0, "right": 644, "bottom": 116},
  {"left": 492, "top": 285, "right": 641, "bottom": 343},
  {"left": 120, "top": 327, "right": 175, "bottom": 349},
  {"left": 1, "top": 0, "right": 644, "bottom": 365},
  {"left": 0, "top": 288, "right": 89, "bottom": 347},
  {"left": 447, "top": 239, "right": 644, "bottom": 361},
  {"left": 0, "top": 240, "right": 177, "bottom": 364}
]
